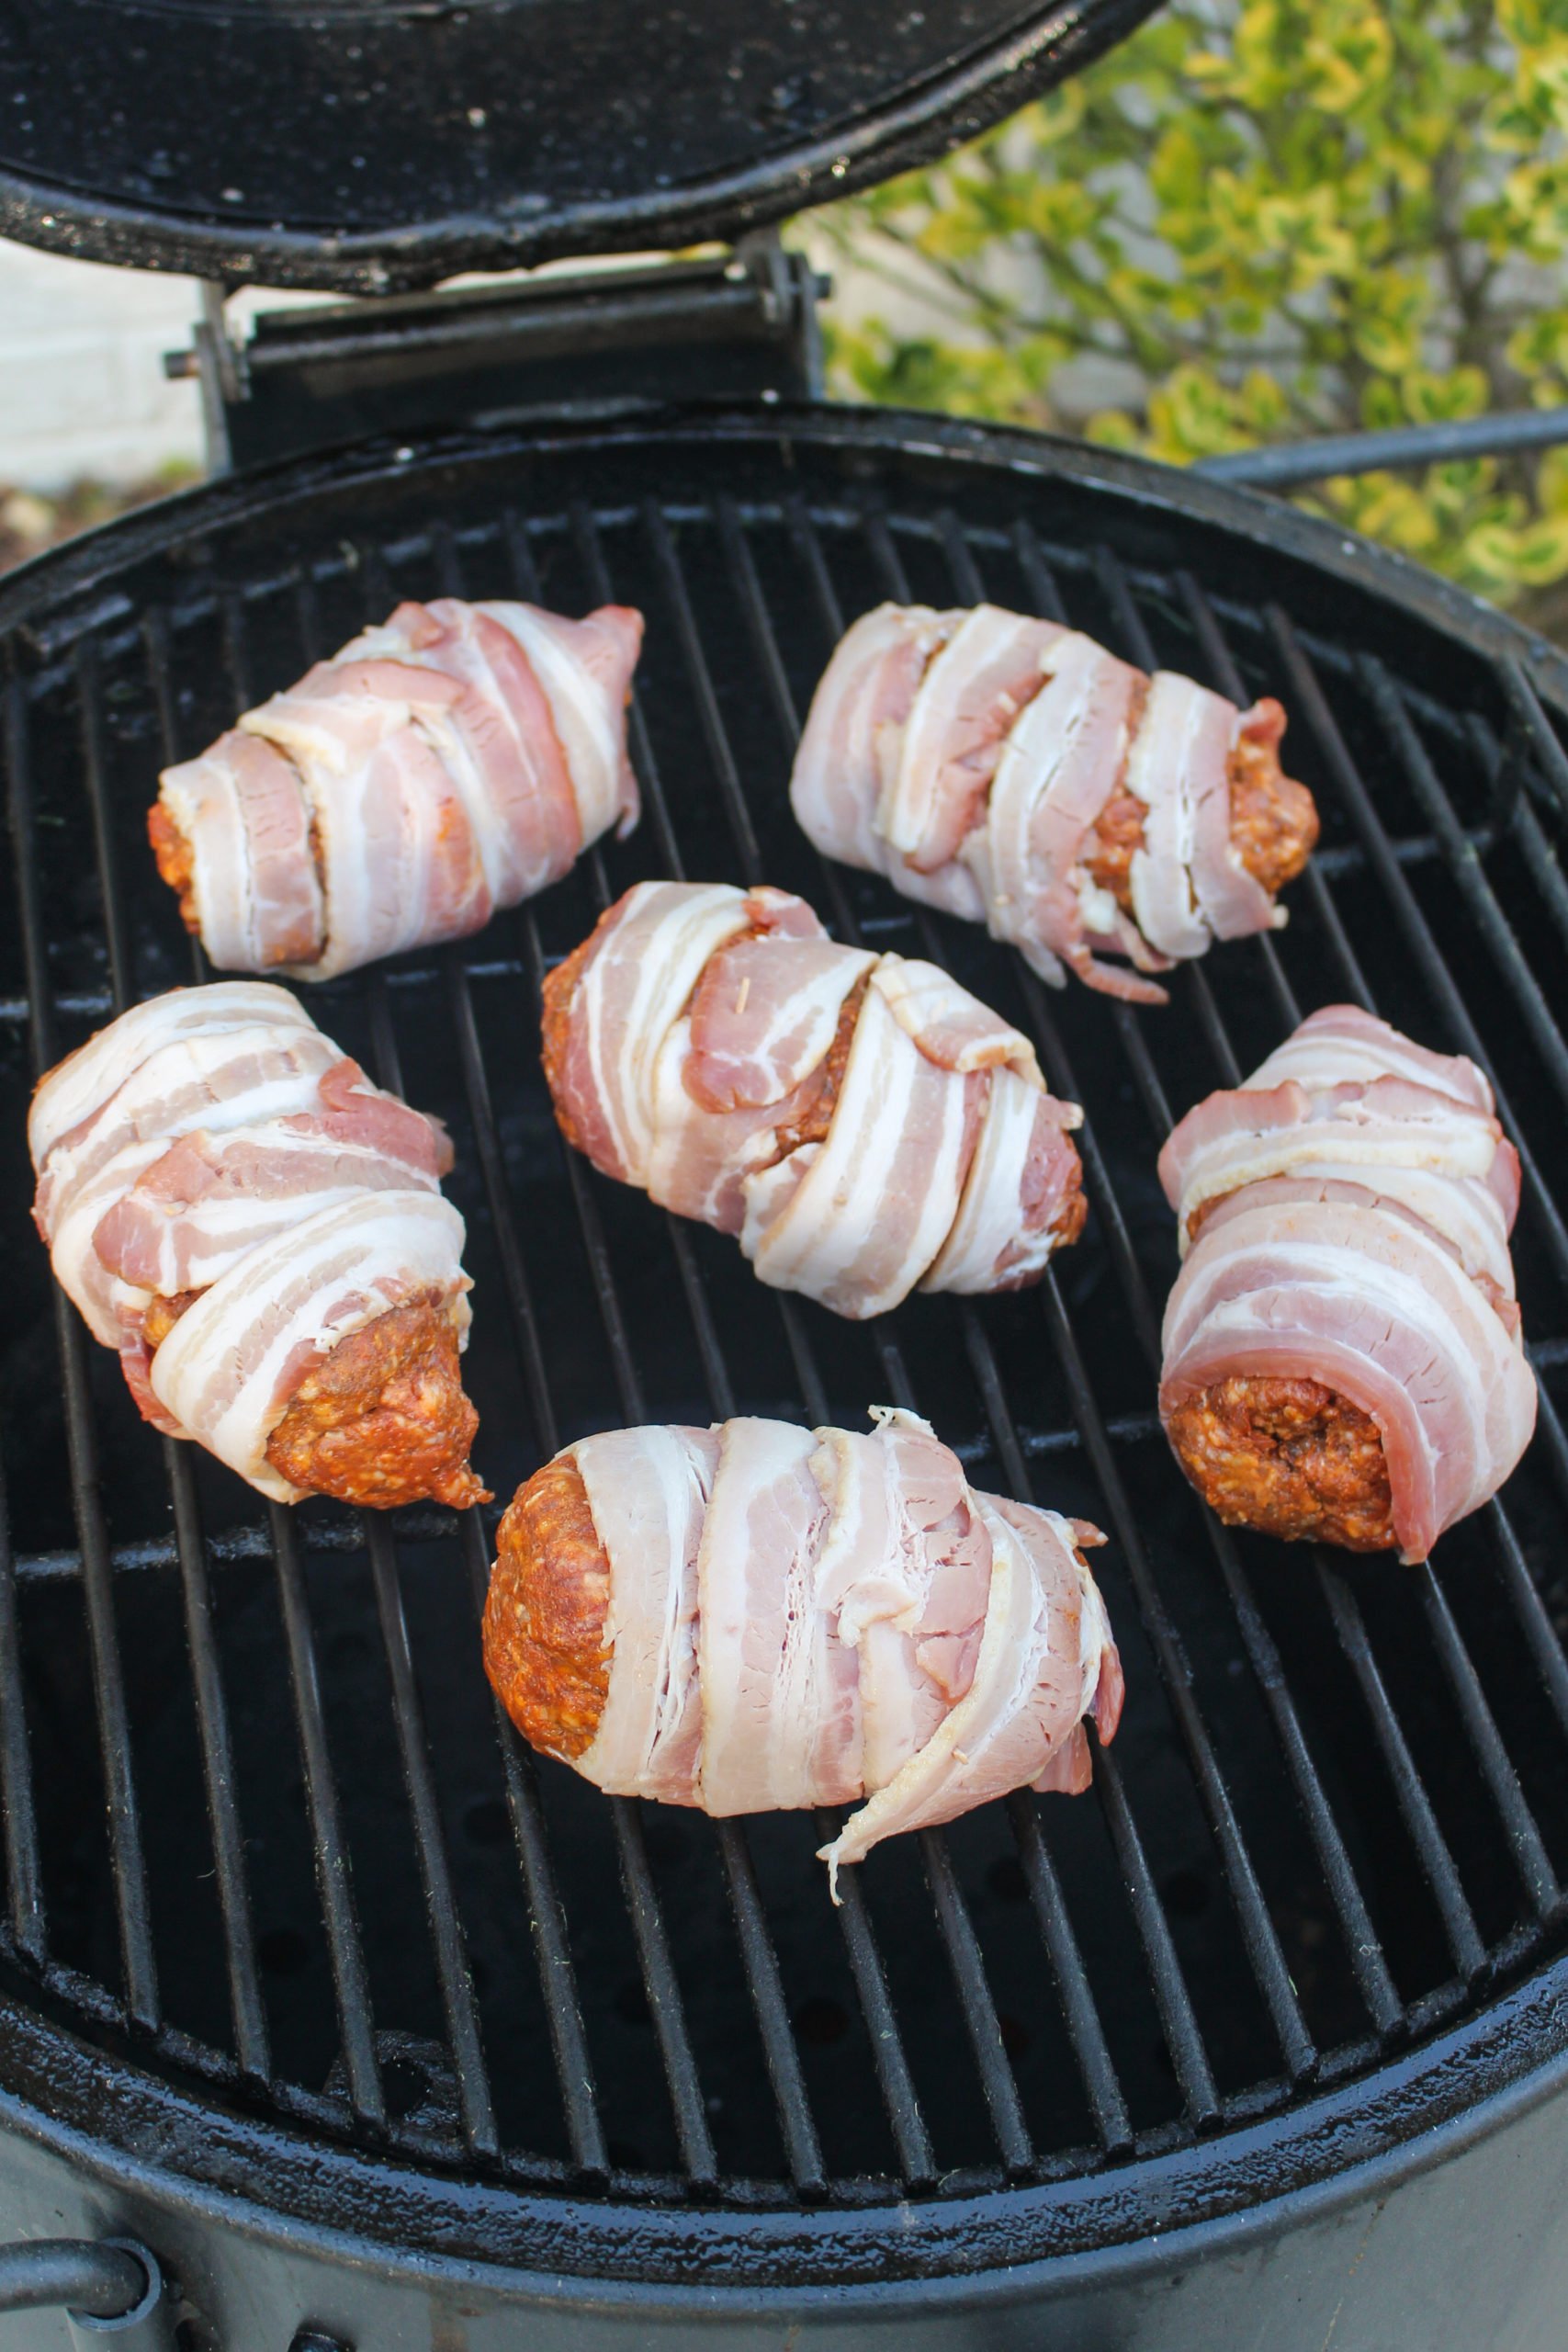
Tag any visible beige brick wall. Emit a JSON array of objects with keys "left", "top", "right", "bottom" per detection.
[{"left": 0, "top": 240, "right": 209, "bottom": 488}]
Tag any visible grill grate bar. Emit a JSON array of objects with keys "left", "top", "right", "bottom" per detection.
[
  {"left": 0, "top": 1453, "right": 43, "bottom": 1964},
  {"left": 1417, "top": 1566, "right": 1559, "bottom": 1917},
  {"left": 164, "top": 1443, "right": 272, "bottom": 2081},
  {"left": 715, "top": 1819, "right": 828, "bottom": 2196},
  {"left": 1315, "top": 1558, "right": 1486, "bottom": 1984},
  {"left": 442, "top": 955, "right": 558, "bottom": 1464},
  {"left": 1359, "top": 655, "right": 1568, "bottom": 1114},
  {"left": 1026, "top": 986, "right": 1404, "bottom": 2035},
  {"left": 1171, "top": 579, "right": 1567, "bottom": 1928},
  {"left": 1488, "top": 1437, "right": 1568, "bottom": 1736},
  {"left": 673, "top": 498, "right": 1055, "bottom": 2176},
  {"left": 919, "top": 1828, "right": 1035, "bottom": 2176},
  {"left": 366, "top": 1518, "right": 500, "bottom": 2157},
  {"left": 1264, "top": 608, "right": 1568, "bottom": 1290},
  {"left": 6, "top": 675, "right": 161, "bottom": 2030},
  {"left": 610, "top": 1797, "right": 720, "bottom": 2188},
  {"left": 1156, "top": 569, "right": 1566, "bottom": 2011},
  {"left": 269, "top": 1503, "right": 385, "bottom": 2129},
  {"left": 811, "top": 1806, "right": 938, "bottom": 2186},
  {"left": 1246, "top": 612, "right": 1568, "bottom": 1879},
  {"left": 514, "top": 912, "right": 718, "bottom": 2188},
  {"left": 747, "top": 505, "right": 1203, "bottom": 2154},
  {"left": 384, "top": 531, "right": 616, "bottom": 2174},
  {"left": 496, "top": 515, "right": 729, "bottom": 2188},
  {"left": 77, "top": 621, "right": 273, "bottom": 2080},
  {"left": 1089, "top": 1733, "right": 1220, "bottom": 2122},
  {"left": 1009, "top": 551, "right": 1409, "bottom": 2031},
  {"left": 460, "top": 1513, "right": 609, "bottom": 2181},
  {"left": 1005, "top": 1792, "right": 1133, "bottom": 2153},
  {"left": 1499, "top": 658, "right": 1568, "bottom": 827},
  {"left": 930, "top": 531, "right": 1318, "bottom": 2079},
  {"left": 1039, "top": 1269, "right": 1317, "bottom": 2082}
]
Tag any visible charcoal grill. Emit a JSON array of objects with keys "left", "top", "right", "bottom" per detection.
[{"left": 6, "top": 10, "right": 1568, "bottom": 2351}]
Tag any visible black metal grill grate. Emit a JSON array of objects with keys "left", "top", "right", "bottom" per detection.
[{"left": 3, "top": 417, "right": 1568, "bottom": 2242}]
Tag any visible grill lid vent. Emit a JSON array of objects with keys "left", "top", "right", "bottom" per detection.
[{"left": 0, "top": 0, "right": 1162, "bottom": 293}]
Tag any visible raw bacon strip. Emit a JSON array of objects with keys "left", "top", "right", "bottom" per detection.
[
  {"left": 790, "top": 601, "right": 1317, "bottom": 1001},
  {"left": 541, "top": 880, "right": 1087, "bottom": 1318},
  {"left": 151, "top": 595, "right": 643, "bottom": 984},
  {"left": 1158, "top": 1005, "right": 1536, "bottom": 1560},
  {"left": 30, "top": 983, "right": 484, "bottom": 1509},
  {"left": 483, "top": 1408, "right": 1120, "bottom": 1889}
]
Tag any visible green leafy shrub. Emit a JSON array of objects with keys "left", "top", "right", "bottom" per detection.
[{"left": 806, "top": 0, "right": 1568, "bottom": 611}]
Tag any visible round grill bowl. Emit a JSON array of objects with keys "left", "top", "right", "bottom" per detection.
[{"left": 2, "top": 406, "right": 1568, "bottom": 2346}]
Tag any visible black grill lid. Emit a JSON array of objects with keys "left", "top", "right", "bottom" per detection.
[{"left": 0, "top": 0, "right": 1161, "bottom": 294}]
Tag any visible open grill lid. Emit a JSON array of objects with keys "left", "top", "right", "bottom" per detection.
[{"left": 0, "top": 0, "right": 1161, "bottom": 294}]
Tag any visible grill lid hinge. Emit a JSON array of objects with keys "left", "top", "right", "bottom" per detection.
[{"left": 164, "top": 233, "right": 828, "bottom": 474}]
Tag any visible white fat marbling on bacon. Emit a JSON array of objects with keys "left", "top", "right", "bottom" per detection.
[
  {"left": 573, "top": 1425, "right": 719, "bottom": 1804},
  {"left": 921, "top": 1067, "right": 1082, "bottom": 1295},
  {"left": 1159, "top": 1075, "right": 1506, "bottom": 1247},
  {"left": 28, "top": 983, "right": 310, "bottom": 1169},
  {"left": 964, "top": 631, "right": 1170, "bottom": 1004},
  {"left": 93, "top": 1116, "right": 443, "bottom": 1297},
  {"left": 791, "top": 601, "right": 1302, "bottom": 995},
  {"left": 158, "top": 732, "right": 325, "bottom": 971},
  {"left": 568, "top": 881, "right": 757, "bottom": 1184},
  {"left": 1125, "top": 673, "right": 1218, "bottom": 960},
  {"left": 817, "top": 1494, "right": 1116, "bottom": 1888},
  {"left": 148, "top": 1191, "right": 470, "bottom": 1500},
  {"left": 552, "top": 884, "right": 1084, "bottom": 1315},
  {"left": 742, "top": 979, "right": 977, "bottom": 1317},
  {"left": 694, "top": 1418, "right": 850, "bottom": 1815},
  {"left": 791, "top": 603, "right": 960, "bottom": 876},
  {"left": 527, "top": 1407, "right": 1117, "bottom": 1883},
  {"left": 685, "top": 928, "right": 873, "bottom": 1112},
  {"left": 1157, "top": 1006, "right": 1535, "bottom": 1561},
  {"left": 879, "top": 605, "right": 1066, "bottom": 873},
  {"left": 869, "top": 955, "right": 1043, "bottom": 1081},
  {"left": 156, "top": 596, "right": 641, "bottom": 983},
  {"left": 30, "top": 985, "right": 470, "bottom": 1487},
  {"left": 33, "top": 1020, "right": 343, "bottom": 1243},
  {"left": 480, "top": 603, "right": 641, "bottom": 850},
  {"left": 1247, "top": 1003, "right": 1495, "bottom": 1108}
]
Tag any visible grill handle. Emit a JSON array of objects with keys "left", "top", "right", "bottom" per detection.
[{"left": 0, "top": 2239, "right": 170, "bottom": 2344}]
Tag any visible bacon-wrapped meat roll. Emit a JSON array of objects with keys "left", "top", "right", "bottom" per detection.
[
  {"left": 29, "top": 983, "right": 489, "bottom": 1509},
  {"left": 1157, "top": 1006, "right": 1536, "bottom": 1560},
  {"left": 482, "top": 1408, "right": 1122, "bottom": 1886},
  {"left": 790, "top": 602, "right": 1318, "bottom": 1005},
  {"left": 150, "top": 597, "right": 643, "bottom": 982},
  {"left": 541, "top": 880, "right": 1086, "bottom": 1317}
]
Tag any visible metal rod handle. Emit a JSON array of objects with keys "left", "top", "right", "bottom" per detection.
[{"left": 0, "top": 2238, "right": 171, "bottom": 2344}]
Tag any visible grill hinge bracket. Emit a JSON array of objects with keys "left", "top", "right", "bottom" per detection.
[{"left": 164, "top": 234, "right": 827, "bottom": 473}]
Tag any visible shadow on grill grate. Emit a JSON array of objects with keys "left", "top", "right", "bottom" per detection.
[{"left": 4, "top": 423, "right": 1568, "bottom": 2216}]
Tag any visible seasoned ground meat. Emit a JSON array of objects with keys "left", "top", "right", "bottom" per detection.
[
  {"left": 770, "top": 971, "right": 868, "bottom": 1159},
  {"left": 1083, "top": 696, "right": 1319, "bottom": 913},
  {"left": 1042, "top": 1154, "right": 1089, "bottom": 1256},
  {"left": 539, "top": 914, "right": 615, "bottom": 1159},
  {"left": 1166, "top": 1374, "right": 1393, "bottom": 1550},
  {"left": 142, "top": 1289, "right": 201, "bottom": 1348},
  {"left": 1227, "top": 713, "right": 1320, "bottom": 898},
  {"left": 264, "top": 1291, "right": 490, "bottom": 1510},
  {"left": 147, "top": 802, "right": 200, "bottom": 936},
  {"left": 482, "top": 1453, "right": 610, "bottom": 1758}
]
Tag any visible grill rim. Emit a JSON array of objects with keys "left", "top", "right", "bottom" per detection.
[
  {"left": 0, "top": 1965, "right": 1562, "bottom": 2302},
  {"left": 6, "top": 399, "right": 1568, "bottom": 2290},
  {"left": 5, "top": 402, "right": 1567, "bottom": 706}
]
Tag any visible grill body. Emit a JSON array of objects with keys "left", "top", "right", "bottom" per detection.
[{"left": 3, "top": 406, "right": 1568, "bottom": 2347}]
